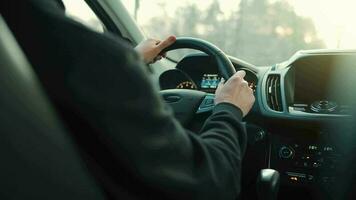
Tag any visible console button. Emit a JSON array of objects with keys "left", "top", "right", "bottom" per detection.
[
  {"left": 312, "top": 162, "right": 321, "bottom": 168},
  {"left": 279, "top": 146, "right": 294, "bottom": 159},
  {"left": 307, "top": 175, "right": 314, "bottom": 182},
  {"left": 286, "top": 172, "right": 307, "bottom": 184},
  {"left": 303, "top": 161, "right": 310, "bottom": 168}
]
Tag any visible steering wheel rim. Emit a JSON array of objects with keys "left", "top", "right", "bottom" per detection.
[
  {"left": 163, "top": 37, "right": 236, "bottom": 79},
  {"left": 160, "top": 37, "right": 236, "bottom": 125}
]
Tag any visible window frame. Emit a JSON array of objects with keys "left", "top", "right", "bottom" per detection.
[
  {"left": 84, "top": 0, "right": 123, "bottom": 37},
  {"left": 74, "top": 0, "right": 177, "bottom": 77}
]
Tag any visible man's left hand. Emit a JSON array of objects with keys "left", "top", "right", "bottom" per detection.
[{"left": 135, "top": 35, "right": 176, "bottom": 64}]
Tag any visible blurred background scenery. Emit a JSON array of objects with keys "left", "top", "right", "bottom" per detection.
[{"left": 121, "top": 0, "right": 356, "bottom": 65}]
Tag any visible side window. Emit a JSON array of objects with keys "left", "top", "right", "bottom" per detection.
[{"left": 62, "top": 0, "right": 105, "bottom": 33}]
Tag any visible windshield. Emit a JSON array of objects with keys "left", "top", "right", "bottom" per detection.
[{"left": 122, "top": 0, "right": 356, "bottom": 66}]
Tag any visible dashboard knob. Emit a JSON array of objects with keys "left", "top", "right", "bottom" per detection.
[
  {"left": 310, "top": 100, "right": 338, "bottom": 113},
  {"left": 279, "top": 146, "right": 294, "bottom": 159},
  {"left": 255, "top": 130, "right": 266, "bottom": 142}
]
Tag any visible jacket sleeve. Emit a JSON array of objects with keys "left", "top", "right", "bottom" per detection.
[
  {"left": 62, "top": 34, "right": 247, "bottom": 199},
  {"left": 1, "top": 1, "right": 247, "bottom": 199},
  {"left": 26, "top": 12, "right": 248, "bottom": 199}
]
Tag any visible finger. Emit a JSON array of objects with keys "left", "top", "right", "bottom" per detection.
[
  {"left": 215, "top": 79, "right": 224, "bottom": 96},
  {"left": 153, "top": 39, "right": 161, "bottom": 45},
  {"left": 218, "top": 79, "right": 225, "bottom": 87},
  {"left": 234, "top": 70, "right": 246, "bottom": 79},
  {"left": 152, "top": 56, "right": 163, "bottom": 63},
  {"left": 156, "top": 55, "right": 163, "bottom": 60},
  {"left": 241, "top": 80, "right": 249, "bottom": 87},
  {"left": 157, "top": 35, "right": 176, "bottom": 51},
  {"left": 216, "top": 78, "right": 225, "bottom": 89},
  {"left": 225, "top": 70, "right": 246, "bottom": 85},
  {"left": 159, "top": 52, "right": 167, "bottom": 57}
]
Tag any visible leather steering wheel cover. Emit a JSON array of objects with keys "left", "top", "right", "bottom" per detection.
[{"left": 163, "top": 37, "right": 236, "bottom": 79}]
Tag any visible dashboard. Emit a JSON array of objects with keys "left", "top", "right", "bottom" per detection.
[
  {"left": 159, "top": 50, "right": 356, "bottom": 200},
  {"left": 159, "top": 54, "right": 258, "bottom": 93},
  {"left": 262, "top": 51, "right": 356, "bottom": 199}
]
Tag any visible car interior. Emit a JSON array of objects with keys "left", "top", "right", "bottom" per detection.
[{"left": 1, "top": 0, "right": 356, "bottom": 200}]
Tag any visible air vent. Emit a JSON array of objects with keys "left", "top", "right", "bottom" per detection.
[{"left": 265, "top": 75, "right": 283, "bottom": 111}]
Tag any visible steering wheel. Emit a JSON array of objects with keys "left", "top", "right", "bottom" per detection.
[{"left": 160, "top": 37, "right": 236, "bottom": 125}]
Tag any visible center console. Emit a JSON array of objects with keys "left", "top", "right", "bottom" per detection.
[
  {"left": 262, "top": 53, "right": 356, "bottom": 199},
  {"left": 270, "top": 131, "right": 340, "bottom": 187}
]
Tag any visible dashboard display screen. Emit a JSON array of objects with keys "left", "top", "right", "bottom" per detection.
[
  {"left": 292, "top": 55, "right": 356, "bottom": 106},
  {"left": 201, "top": 74, "right": 221, "bottom": 89}
]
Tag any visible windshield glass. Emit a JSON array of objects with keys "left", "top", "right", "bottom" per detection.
[{"left": 122, "top": 0, "right": 356, "bottom": 66}]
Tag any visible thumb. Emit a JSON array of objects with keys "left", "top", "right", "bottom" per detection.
[
  {"left": 157, "top": 35, "right": 176, "bottom": 51},
  {"left": 234, "top": 70, "right": 246, "bottom": 79},
  {"left": 215, "top": 78, "right": 225, "bottom": 93}
]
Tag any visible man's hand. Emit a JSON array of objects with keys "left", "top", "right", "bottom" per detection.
[
  {"left": 215, "top": 70, "right": 255, "bottom": 117},
  {"left": 135, "top": 35, "right": 176, "bottom": 64}
]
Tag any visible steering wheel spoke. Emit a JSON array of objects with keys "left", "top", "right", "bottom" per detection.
[
  {"left": 160, "top": 89, "right": 206, "bottom": 125},
  {"left": 197, "top": 94, "right": 215, "bottom": 114}
]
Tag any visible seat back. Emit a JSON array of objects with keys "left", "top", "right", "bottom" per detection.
[{"left": 0, "top": 15, "right": 105, "bottom": 200}]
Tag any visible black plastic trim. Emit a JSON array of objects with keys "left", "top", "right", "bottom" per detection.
[{"left": 84, "top": 0, "right": 122, "bottom": 36}]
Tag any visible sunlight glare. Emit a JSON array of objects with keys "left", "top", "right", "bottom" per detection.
[{"left": 121, "top": 0, "right": 356, "bottom": 49}]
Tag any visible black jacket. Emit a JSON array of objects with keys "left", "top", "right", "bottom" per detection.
[{"left": 1, "top": 0, "right": 247, "bottom": 199}]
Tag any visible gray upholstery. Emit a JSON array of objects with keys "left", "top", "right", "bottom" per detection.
[{"left": 0, "top": 15, "right": 105, "bottom": 199}]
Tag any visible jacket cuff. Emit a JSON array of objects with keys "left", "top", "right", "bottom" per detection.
[{"left": 213, "top": 102, "right": 243, "bottom": 121}]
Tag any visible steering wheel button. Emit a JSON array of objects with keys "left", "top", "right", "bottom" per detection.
[
  {"left": 205, "top": 99, "right": 214, "bottom": 105},
  {"left": 201, "top": 100, "right": 214, "bottom": 108}
]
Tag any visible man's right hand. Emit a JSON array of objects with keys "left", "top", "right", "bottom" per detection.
[{"left": 215, "top": 70, "right": 255, "bottom": 117}]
